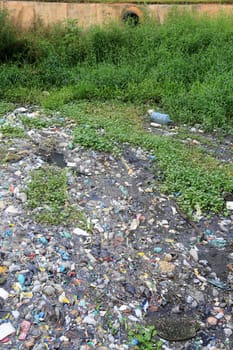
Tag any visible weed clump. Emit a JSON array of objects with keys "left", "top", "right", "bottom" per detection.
[{"left": 26, "top": 166, "right": 87, "bottom": 225}]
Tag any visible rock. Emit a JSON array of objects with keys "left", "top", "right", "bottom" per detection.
[
  {"left": 14, "top": 107, "right": 27, "bottom": 114},
  {"left": 189, "top": 247, "right": 198, "bottom": 262},
  {"left": 207, "top": 316, "right": 218, "bottom": 326},
  {"left": 82, "top": 315, "right": 97, "bottom": 326},
  {"left": 0, "top": 201, "right": 6, "bottom": 210},
  {"left": 16, "top": 192, "right": 27, "bottom": 203},
  {"left": 25, "top": 338, "right": 35, "bottom": 349},
  {"left": 158, "top": 260, "right": 175, "bottom": 274},
  {"left": 43, "top": 285, "right": 55, "bottom": 296},
  {"left": 224, "top": 328, "right": 233, "bottom": 337},
  {"left": 150, "top": 317, "right": 200, "bottom": 341},
  {"left": 5, "top": 205, "right": 20, "bottom": 214}
]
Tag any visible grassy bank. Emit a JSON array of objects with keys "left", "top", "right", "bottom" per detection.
[{"left": 0, "top": 9, "right": 233, "bottom": 131}]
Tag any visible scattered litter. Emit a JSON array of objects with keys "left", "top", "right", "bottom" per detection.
[
  {"left": 148, "top": 109, "right": 172, "bottom": 125},
  {"left": 0, "top": 323, "right": 16, "bottom": 341},
  {"left": 206, "top": 278, "right": 231, "bottom": 291},
  {"left": 0, "top": 106, "right": 232, "bottom": 349},
  {"left": 18, "top": 320, "right": 31, "bottom": 341},
  {"left": 226, "top": 201, "right": 233, "bottom": 210}
]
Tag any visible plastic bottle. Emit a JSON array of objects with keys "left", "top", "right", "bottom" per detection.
[{"left": 148, "top": 109, "right": 172, "bottom": 125}]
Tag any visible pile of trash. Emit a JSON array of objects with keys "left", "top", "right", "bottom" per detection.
[{"left": 0, "top": 106, "right": 233, "bottom": 349}]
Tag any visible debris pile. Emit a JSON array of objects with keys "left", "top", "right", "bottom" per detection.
[{"left": 0, "top": 107, "right": 233, "bottom": 349}]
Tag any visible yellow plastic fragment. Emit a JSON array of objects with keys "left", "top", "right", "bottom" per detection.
[
  {"left": 21, "top": 292, "right": 33, "bottom": 299},
  {"left": 0, "top": 266, "right": 8, "bottom": 274},
  {"left": 13, "top": 283, "right": 22, "bottom": 292},
  {"left": 58, "top": 292, "right": 70, "bottom": 304},
  {"left": 165, "top": 239, "right": 175, "bottom": 243},
  {"left": 128, "top": 168, "right": 134, "bottom": 175},
  {"left": 137, "top": 252, "right": 145, "bottom": 257}
]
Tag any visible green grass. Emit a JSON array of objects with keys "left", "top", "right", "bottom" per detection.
[
  {"left": 0, "top": 101, "right": 15, "bottom": 117},
  {"left": 128, "top": 325, "right": 162, "bottom": 350},
  {"left": 0, "top": 11, "right": 233, "bottom": 131},
  {"left": 26, "top": 165, "right": 88, "bottom": 225},
  {"left": 0, "top": 124, "right": 25, "bottom": 138}
]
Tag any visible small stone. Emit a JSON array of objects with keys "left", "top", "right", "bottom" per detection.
[
  {"left": 207, "top": 316, "right": 217, "bottom": 326},
  {"left": 25, "top": 338, "right": 35, "bottom": 349},
  {"left": 164, "top": 253, "right": 173, "bottom": 262},
  {"left": 190, "top": 127, "right": 197, "bottom": 132},
  {"left": 14, "top": 107, "right": 27, "bottom": 114},
  {"left": 191, "top": 300, "right": 198, "bottom": 308},
  {"left": 215, "top": 312, "right": 224, "bottom": 320},
  {"left": 9, "top": 264, "right": 21, "bottom": 273},
  {"left": 43, "top": 285, "right": 55, "bottom": 296},
  {"left": 0, "top": 288, "right": 8, "bottom": 300},
  {"left": 0, "top": 275, "right": 7, "bottom": 285},
  {"left": 0, "top": 201, "right": 6, "bottom": 210},
  {"left": 67, "top": 162, "right": 77, "bottom": 167},
  {"left": 82, "top": 315, "right": 97, "bottom": 326},
  {"left": 158, "top": 260, "right": 175, "bottom": 274},
  {"left": 73, "top": 227, "right": 89, "bottom": 236},
  {"left": 189, "top": 247, "right": 198, "bottom": 262},
  {"left": 12, "top": 310, "right": 20, "bottom": 319},
  {"left": 150, "top": 316, "right": 200, "bottom": 341},
  {"left": 5, "top": 205, "right": 19, "bottom": 214},
  {"left": 150, "top": 122, "right": 161, "bottom": 128},
  {"left": 224, "top": 328, "right": 233, "bottom": 337},
  {"left": 60, "top": 335, "right": 69, "bottom": 342},
  {"left": 186, "top": 295, "right": 194, "bottom": 304},
  {"left": 16, "top": 192, "right": 27, "bottom": 203}
]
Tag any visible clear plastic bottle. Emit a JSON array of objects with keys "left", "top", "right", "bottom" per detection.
[{"left": 148, "top": 109, "right": 172, "bottom": 125}]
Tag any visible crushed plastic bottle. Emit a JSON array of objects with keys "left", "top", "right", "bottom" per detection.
[{"left": 148, "top": 109, "right": 172, "bottom": 125}]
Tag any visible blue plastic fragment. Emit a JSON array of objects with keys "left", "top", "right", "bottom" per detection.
[
  {"left": 55, "top": 247, "right": 69, "bottom": 261},
  {"left": 154, "top": 246, "right": 163, "bottom": 254},
  {"left": 17, "top": 274, "right": 25, "bottom": 286},
  {"left": 59, "top": 265, "right": 65, "bottom": 272},
  {"left": 149, "top": 155, "right": 156, "bottom": 161},
  {"left": 38, "top": 311, "right": 45, "bottom": 320},
  {"left": 131, "top": 339, "right": 139, "bottom": 346},
  {"left": 39, "top": 237, "right": 48, "bottom": 245}
]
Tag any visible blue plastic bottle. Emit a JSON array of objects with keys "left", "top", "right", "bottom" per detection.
[{"left": 148, "top": 109, "right": 172, "bottom": 125}]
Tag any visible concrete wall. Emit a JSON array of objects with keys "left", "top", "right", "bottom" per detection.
[{"left": 1, "top": 1, "right": 233, "bottom": 28}]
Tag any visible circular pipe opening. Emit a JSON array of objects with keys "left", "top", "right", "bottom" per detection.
[{"left": 122, "top": 11, "right": 140, "bottom": 26}]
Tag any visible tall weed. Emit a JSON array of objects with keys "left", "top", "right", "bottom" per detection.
[{"left": 0, "top": 9, "right": 233, "bottom": 130}]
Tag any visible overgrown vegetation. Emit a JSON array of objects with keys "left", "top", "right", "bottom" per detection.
[
  {"left": 128, "top": 325, "right": 162, "bottom": 349},
  {"left": 1, "top": 10, "right": 233, "bottom": 217},
  {"left": 0, "top": 10, "right": 233, "bottom": 131},
  {"left": 26, "top": 166, "right": 88, "bottom": 225},
  {"left": 0, "top": 124, "right": 25, "bottom": 138}
]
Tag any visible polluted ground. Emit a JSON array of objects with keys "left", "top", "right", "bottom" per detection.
[{"left": 0, "top": 106, "right": 233, "bottom": 350}]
